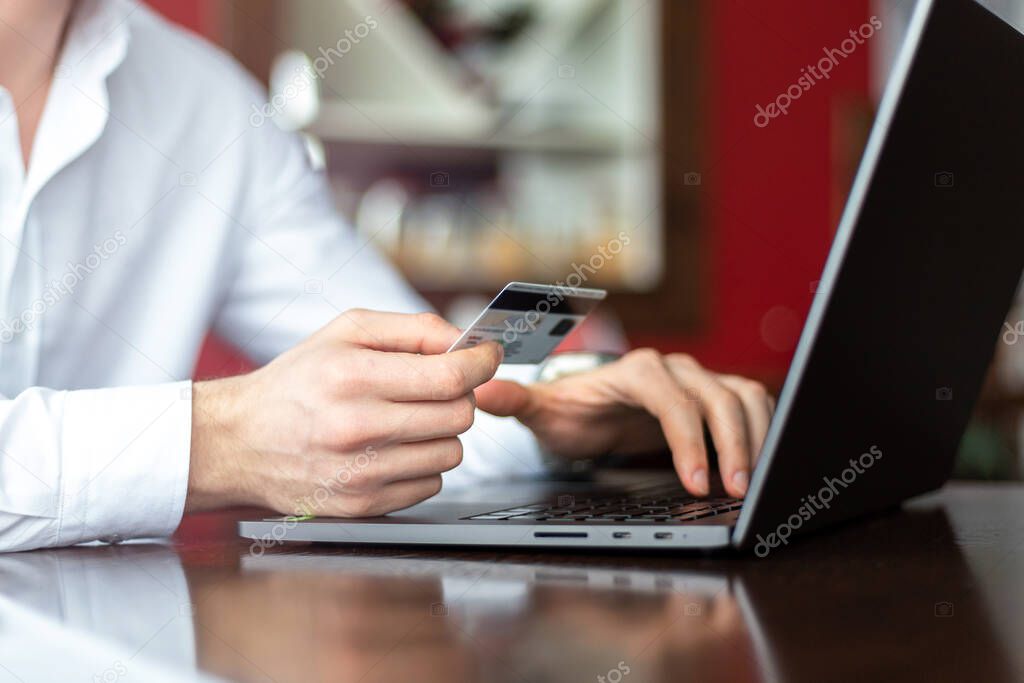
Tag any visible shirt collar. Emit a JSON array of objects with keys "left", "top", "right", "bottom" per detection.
[
  {"left": 22, "top": 0, "right": 135, "bottom": 202},
  {"left": 0, "top": 0, "right": 139, "bottom": 382},
  {"left": 59, "top": 0, "right": 135, "bottom": 79}
]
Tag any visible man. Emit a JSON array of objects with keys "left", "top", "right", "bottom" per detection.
[{"left": 0, "top": 0, "right": 773, "bottom": 552}]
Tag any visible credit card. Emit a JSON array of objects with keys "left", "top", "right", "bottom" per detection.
[{"left": 447, "top": 282, "right": 607, "bottom": 364}]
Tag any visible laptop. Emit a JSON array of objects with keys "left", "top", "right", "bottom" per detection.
[{"left": 240, "top": 0, "right": 1024, "bottom": 553}]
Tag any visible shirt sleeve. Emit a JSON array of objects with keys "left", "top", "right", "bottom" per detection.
[
  {"left": 210, "top": 114, "right": 426, "bottom": 363},
  {"left": 0, "top": 381, "right": 192, "bottom": 552},
  {"left": 209, "top": 112, "right": 547, "bottom": 487}
]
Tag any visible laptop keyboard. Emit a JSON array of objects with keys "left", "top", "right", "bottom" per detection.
[{"left": 462, "top": 485, "right": 743, "bottom": 524}]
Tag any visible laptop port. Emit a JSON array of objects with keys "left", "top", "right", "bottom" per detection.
[
  {"left": 654, "top": 532, "right": 673, "bottom": 540},
  {"left": 533, "top": 532, "right": 587, "bottom": 539},
  {"left": 612, "top": 532, "right": 631, "bottom": 539}
]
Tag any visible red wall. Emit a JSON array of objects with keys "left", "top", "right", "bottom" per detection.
[
  {"left": 147, "top": 1, "right": 873, "bottom": 384},
  {"left": 143, "top": 0, "right": 215, "bottom": 36},
  {"left": 632, "top": 0, "right": 873, "bottom": 382}
]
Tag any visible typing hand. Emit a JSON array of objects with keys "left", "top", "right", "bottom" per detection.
[
  {"left": 475, "top": 349, "right": 774, "bottom": 498},
  {"left": 186, "top": 310, "right": 502, "bottom": 516}
]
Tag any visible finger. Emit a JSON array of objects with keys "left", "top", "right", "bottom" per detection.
[
  {"left": 474, "top": 379, "right": 535, "bottom": 417},
  {"left": 377, "top": 474, "right": 445, "bottom": 513},
  {"left": 330, "top": 309, "right": 461, "bottom": 354},
  {"left": 349, "top": 475, "right": 445, "bottom": 517},
  {"left": 663, "top": 356, "right": 752, "bottom": 498},
  {"left": 366, "top": 438, "right": 464, "bottom": 485},
  {"left": 718, "top": 375, "right": 773, "bottom": 466},
  {"left": 397, "top": 342, "right": 503, "bottom": 400},
  {"left": 317, "top": 474, "right": 443, "bottom": 518},
  {"left": 332, "top": 342, "right": 503, "bottom": 402},
  {"left": 607, "top": 350, "right": 711, "bottom": 496},
  {"left": 353, "top": 396, "right": 477, "bottom": 445}
]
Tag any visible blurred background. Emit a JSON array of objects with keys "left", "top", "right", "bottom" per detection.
[{"left": 143, "top": 0, "right": 1024, "bottom": 482}]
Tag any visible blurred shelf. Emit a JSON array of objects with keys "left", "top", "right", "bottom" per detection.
[
  {"left": 400, "top": 271, "right": 630, "bottom": 295},
  {"left": 309, "top": 101, "right": 644, "bottom": 154}
]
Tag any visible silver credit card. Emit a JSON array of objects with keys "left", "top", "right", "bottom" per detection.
[{"left": 447, "top": 282, "right": 607, "bottom": 364}]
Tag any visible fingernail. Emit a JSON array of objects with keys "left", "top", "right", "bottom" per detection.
[
  {"left": 691, "top": 469, "right": 709, "bottom": 495},
  {"left": 732, "top": 470, "right": 749, "bottom": 495}
]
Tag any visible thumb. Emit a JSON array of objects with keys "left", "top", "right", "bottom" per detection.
[{"left": 474, "top": 379, "right": 535, "bottom": 417}]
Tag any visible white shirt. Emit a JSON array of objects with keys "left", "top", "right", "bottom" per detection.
[{"left": 0, "top": 0, "right": 544, "bottom": 552}]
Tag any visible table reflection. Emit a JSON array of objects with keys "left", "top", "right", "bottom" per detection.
[
  {"left": 0, "top": 543, "right": 214, "bottom": 682},
  {"left": 191, "top": 553, "right": 759, "bottom": 683},
  {"left": 0, "top": 503, "right": 1015, "bottom": 683}
]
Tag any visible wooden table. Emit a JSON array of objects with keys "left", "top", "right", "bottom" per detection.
[{"left": 2, "top": 483, "right": 1021, "bottom": 682}]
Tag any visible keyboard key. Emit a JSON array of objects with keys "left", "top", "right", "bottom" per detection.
[
  {"left": 670, "top": 503, "right": 711, "bottom": 514},
  {"left": 462, "top": 490, "right": 743, "bottom": 522},
  {"left": 675, "top": 510, "right": 718, "bottom": 521}
]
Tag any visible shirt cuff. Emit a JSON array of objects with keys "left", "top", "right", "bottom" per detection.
[{"left": 58, "top": 381, "right": 192, "bottom": 544}]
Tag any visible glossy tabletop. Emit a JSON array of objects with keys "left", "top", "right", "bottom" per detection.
[{"left": 1, "top": 482, "right": 1022, "bottom": 683}]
